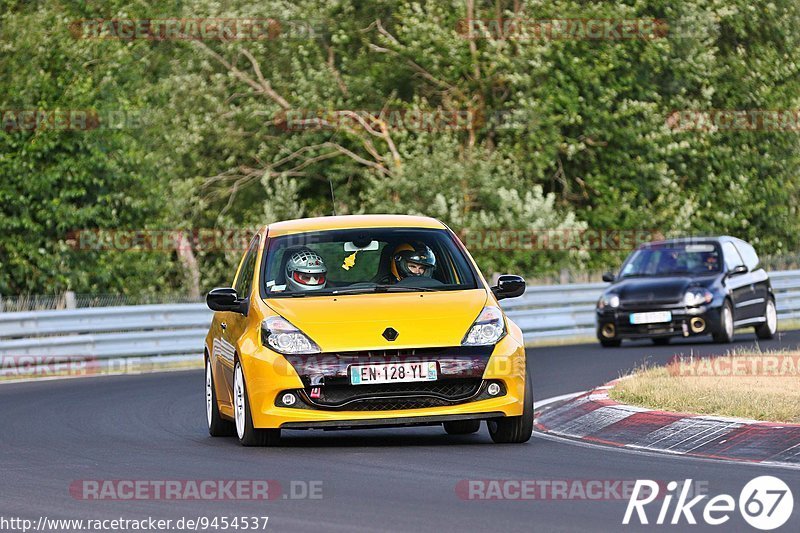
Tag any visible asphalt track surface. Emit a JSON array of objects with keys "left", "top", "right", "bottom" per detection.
[{"left": 2, "top": 330, "right": 800, "bottom": 532}]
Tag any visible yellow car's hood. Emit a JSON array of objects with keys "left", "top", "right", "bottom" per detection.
[{"left": 265, "top": 289, "right": 489, "bottom": 352}]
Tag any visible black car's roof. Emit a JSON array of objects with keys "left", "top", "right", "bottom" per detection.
[{"left": 638, "top": 235, "right": 745, "bottom": 249}]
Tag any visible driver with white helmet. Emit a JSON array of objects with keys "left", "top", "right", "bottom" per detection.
[{"left": 286, "top": 249, "right": 327, "bottom": 292}]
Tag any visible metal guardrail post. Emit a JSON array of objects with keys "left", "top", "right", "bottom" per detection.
[{"left": 64, "top": 291, "right": 76, "bottom": 310}]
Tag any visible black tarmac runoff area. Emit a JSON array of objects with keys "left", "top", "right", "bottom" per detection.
[{"left": 2, "top": 330, "right": 800, "bottom": 532}]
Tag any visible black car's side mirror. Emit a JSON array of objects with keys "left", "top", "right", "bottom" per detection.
[
  {"left": 207, "top": 287, "right": 247, "bottom": 314},
  {"left": 491, "top": 275, "right": 526, "bottom": 301},
  {"left": 602, "top": 272, "right": 616, "bottom": 282},
  {"left": 727, "top": 265, "right": 748, "bottom": 277}
]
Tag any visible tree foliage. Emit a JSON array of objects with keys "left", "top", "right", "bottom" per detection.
[{"left": 2, "top": 0, "right": 799, "bottom": 295}]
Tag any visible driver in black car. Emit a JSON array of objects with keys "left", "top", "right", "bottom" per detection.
[{"left": 390, "top": 242, "right": 436, "bottom": 281}]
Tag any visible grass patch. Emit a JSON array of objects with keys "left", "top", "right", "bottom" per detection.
[{"left": 610, "top": 350, "right": 800, "bottom": 423}]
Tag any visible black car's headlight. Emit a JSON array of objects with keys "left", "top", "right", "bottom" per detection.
[
  {"left": 684, "top": 288, "right": 713, "bottom": 307},
  {"left": 261, "top": 316, "right": 321, "bottom": 355},
  {"left": 462, "top": 306, "right": 506, "bottom": 346},
  {"left": 597, "top": 293, "right": 620, "bottom": 310}
]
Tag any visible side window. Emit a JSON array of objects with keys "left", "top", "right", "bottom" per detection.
[
  {"left": 233, "top": 236, "right": 260, "bottom": 297},
  {"left": 734, "top": 241, "right": 760, "bottom": 271},
  {"left": 722, "top": 242, "right": 744, "bottom": 271}
]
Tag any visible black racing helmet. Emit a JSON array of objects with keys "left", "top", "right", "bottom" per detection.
[{"left": 392, "top": 242, "right": 436, "bottom": 280}]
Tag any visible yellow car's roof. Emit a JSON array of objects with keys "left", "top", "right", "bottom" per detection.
[{"left": 266, "top": 214, "right": 447, "bottom": 237}]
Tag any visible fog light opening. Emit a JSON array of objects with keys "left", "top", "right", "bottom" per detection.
[
  {"left": 281, "top": 393, "right": 297, "bottom": 406},
  {"left": 689, "top": 317, "right": 706, "bottom": 334},
  {"left": 487, "top": 382, "right": 501, "bottom": 396},
  {"left": 601, "top": 323, "right": 616, "bottom": 338}
]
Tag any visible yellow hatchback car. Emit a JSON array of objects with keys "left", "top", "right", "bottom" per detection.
[{"left": 204, "top": 215, "right": 531, "bottom": 446}]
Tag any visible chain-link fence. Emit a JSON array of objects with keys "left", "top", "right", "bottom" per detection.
[{"left": 0, "top": 292, "right": 204, "bottom": 313}]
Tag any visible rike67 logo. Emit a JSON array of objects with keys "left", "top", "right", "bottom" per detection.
[{"left": 624, "top": 476, "right": 794, "bottom": 530}]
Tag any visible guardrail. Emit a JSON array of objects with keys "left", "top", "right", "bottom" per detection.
[
  {"left": 0, "top": 304, "right": 211, "bottom": 358},
  {"left": 2, "top": 270, "right": 800, "bottom": 360}
]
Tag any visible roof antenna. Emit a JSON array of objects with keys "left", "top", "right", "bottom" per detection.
[{"left": 328, "top": 177, "right": 337, "bottom": 216}]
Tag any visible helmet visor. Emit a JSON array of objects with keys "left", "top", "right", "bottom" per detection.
[
  {"left": 292, "top": 271, "right": 326, "bottom": 286},
  {"left": 406, "top": 261, "right": 431, "bottom": 276}
]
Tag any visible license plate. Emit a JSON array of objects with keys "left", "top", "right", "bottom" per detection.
[
  {"left": 629, "top": 311, "right": 672, "bottom": 324},
  {"left": 350, "top": 362, "right": 438, "bottom": 385}
]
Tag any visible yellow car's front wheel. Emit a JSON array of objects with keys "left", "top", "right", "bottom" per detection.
[
  {"left": 487, "top": 370, "right": 533, "bottom": 443},
  {"left": 234, "top": 361, "right": 280, "bottom": 447}
]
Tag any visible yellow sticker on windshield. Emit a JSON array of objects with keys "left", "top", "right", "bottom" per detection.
[{"left": 342, "top": 250, "right": 358, "bottom": 270}]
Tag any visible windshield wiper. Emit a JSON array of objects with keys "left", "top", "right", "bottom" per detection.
[
  {"left": 376, "top": 285, "right": 437, "bottom": 292},
  {"left": 330, "top": 285, "right": 437, "bottom": 295}
]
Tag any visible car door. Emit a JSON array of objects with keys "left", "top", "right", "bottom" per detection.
[
  {"left": 734, "top": 240, "right": 770, "bottom": 321},
  {"left": 213, "top": 234, "right": 261, "bottom": 404},
  {"left": 721, "top": 241, "right": 756, "bottom": 321}
]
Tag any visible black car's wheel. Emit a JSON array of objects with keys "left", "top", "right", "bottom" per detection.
[
  {"left": 600, "top": 339, "right": 622, "bottom": 348},
  {"left": 712, "top": 301, "right": 735, "bottom": 343},
  {"left": 443, "top": 420, "right": 481, "bottom": 435},
  {"left": 206, "top": 358, "right": 235, "bottom": 437},
  {"left": 487, "top": 370, "right": 533, "bottom": 444},
  {"left": 755, "top": 297, "right": 778, "bottom": 339},
  {"left": 233, "top": 361, "right": 281, "bottom": 446},
  {"left": 652, "top": 337, "right": 671, "bottom": 345}
]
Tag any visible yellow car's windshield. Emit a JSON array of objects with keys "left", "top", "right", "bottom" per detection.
[{"left": 261, "top": 228, "right": 479, "bottom": 297}]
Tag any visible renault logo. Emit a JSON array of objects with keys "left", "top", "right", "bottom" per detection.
[{"left": 382, "top": 327, "right": 399, "bottom": 341}]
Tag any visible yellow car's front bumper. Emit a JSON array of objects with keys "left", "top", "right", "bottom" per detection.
[{"left": 239, "top": 334, "right": 527, "bottom": 429}]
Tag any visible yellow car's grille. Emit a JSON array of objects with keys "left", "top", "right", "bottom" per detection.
[
  {"left": 276, "top": 379, "right": 506, "bottom": 412},
  {"left": 316, "top": 379, "right": 481, "bottom": 406}
]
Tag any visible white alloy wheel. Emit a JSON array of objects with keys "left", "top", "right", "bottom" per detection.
[
  {"left": 234, "top": 363, "right": 246, "bottom": 440},
  {"left": 723, "top": 305, "right": 733, "bottom": 339},
  {"left": 205, "top": 361, "right": 213, "bottom": 429},
  {"left": 766, "top": 299, "right": 777, "bottom": 334}
]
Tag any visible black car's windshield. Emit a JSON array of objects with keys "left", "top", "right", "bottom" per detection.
[
  {"left": 620, "top": 244, "right": 722, "bottom": 277},
  {"left": 261, "top": 228, "right": 479, "bottom": 297}
]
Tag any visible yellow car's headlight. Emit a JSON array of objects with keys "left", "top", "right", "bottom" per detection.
[
  {"left": 261, "top": 316, "right": 321, "bottom": 355},
  {"left": 462, "top": 306, "right": 506, "bottom": 346}
]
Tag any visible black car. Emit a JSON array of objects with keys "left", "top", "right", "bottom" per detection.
[{"left": 596, "top": 236, "right": 777, "bottom": 347}]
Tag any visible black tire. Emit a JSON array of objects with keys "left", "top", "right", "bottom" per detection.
[
  {"left": 755, "top": 297, "right": 778, "bottom": 339},
  {"left": 233, "top": 361, "right": 281, "bottom": 447},
  {"left": 600, "top": 339, "right": 622, "bottom": 348},
  {"left": 712, "top": 301, "right": 735, "bottom": 343},
  {"left": 652, "top": 337, "right": 671, "bottom": 345},
  {"left": 487, "top": 370, "right": 533, "bottom": 444},
  {"left": 206, "top": 358, "right": 235, "bottom": 437},
  {"left": 443, "top": 419, "right": 481, "bottom": 435}
]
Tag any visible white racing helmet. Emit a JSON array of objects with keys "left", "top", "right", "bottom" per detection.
[{"left": 286, "top": 249, "right": 327, "bottom": 292}]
